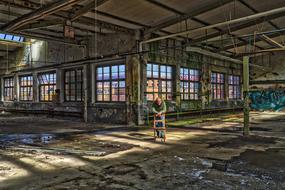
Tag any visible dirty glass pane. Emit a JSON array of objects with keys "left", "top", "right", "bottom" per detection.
[
  {"left": 64, "top": 68, "right": 83, "bottom": 102},
  {"left": 103, "top": 67, "right": 110, "bottom": 80},
  {"left": 153, "top": 64, "right": 159, "bottom": 78},
  {"left": 161, "top": 65, "right": 166, "bottom": 79},
  {"left": 4, "top": 77, "right": 14, "bottom": 101},
  {"left": 153, "top": 80, "right": 159, "bottom": 93},
  {"left": 166, "top": 66, "right": 172, "bottom": 79},
  {"left": 119, "top": 65, "right": 125, "bottom": 79},
  {"left": 103, "top": 82, "right": 110, "bottom": 101},
  {"left": 119, "top": 81, "right": 125, "bottom": 101},
  {"left": 111, "top": 66, "right": 119, "bottom": 79},
  {"left": 97, "top": 82, "right": 103, "bottom": 101},
  {"left": 147, "top": 80, "right": 153, "bottom": 93},
  {"left": 111, "top": 81, "right": 119, "bottom": 101},
  {"left": 147, "top": 94, "right": 153, "bottom": 101},
  {"left": 97, "top": 67, "right": 103, "bottom": 80},
  {"left": 161, "top": 81, "right": 167, "bottom": 93},
  {"left": 147, "top": 64, "right": 152, "bottom": 78},
  {"left": 38, "top": 72, "right": 56, "bottom": 101},
  {"left": 19, "top": 75, "right": 33, "bottom": 101}
]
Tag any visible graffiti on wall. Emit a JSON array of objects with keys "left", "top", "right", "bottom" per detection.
[{"left": 249, "top": 89, "right": 285, "bottom": 111}]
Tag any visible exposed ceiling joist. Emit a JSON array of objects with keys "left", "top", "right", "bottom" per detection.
[
  {"left": 18, "top": 19, "right": 63, "bottom": 30},
  {"left": 218, "top": 30, "right": 285, "bottom": 52},
  {"left": 145, "top": 0, "right": 263, "bottom": 51},
  {"left": 1, "top": 0, "right": 84, "bottom": 32},
  {"left": 191, "top": 11, "right": 285, "bottom": 43},
  {"left": 260, "top": 34, "right": 284, "bottom": 48},
  {"left": 0, "top": 0, "right": 134, "bottom": 34},
  {"left": 238, "top": 0, "right": 280, "bottom": 30},
  {"left": 144, "top": 0, "right": 234, "bottom": 35},
  {"left": 71, "top": 0, "right": 110, "bottom": 21},
  {"left": 141, "top": 6, "right": 285, "bottom": 45}
]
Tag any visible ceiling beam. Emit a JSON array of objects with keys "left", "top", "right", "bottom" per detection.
[
  {"left": 141, "top": 6, "right": 285, "bottom": 45},
  {"left": 238, "top": 0, "right": 280, "bottom": 29},
  {"left": 144, "top": 0, "right": 234, "bottom": 35},
  {"left": 260, "top": 34, "right": 284, "bottom": 48},
  {"left": 18, "top": 19, "right": 63, "bottom": 30},
  {"left": 191, "top": 11, "right": 285, "bottom": 44},
  {"left": 237, "top": 47, "right": 285, "bottom": 57},
  {"left": 217, "top": 30, "right": 285, "bottom": 52},
  {"left": 1, "top": 0, "right": 84, "bottom": 32},
  {"left": 71, "top": 0, "right": 110, "bottom": 21},
  {"left": 0, "top": 0, "right": 134, "bottom": 34},
  {"left": 144, "top": 0, "right": 262, "bottom": 51}
]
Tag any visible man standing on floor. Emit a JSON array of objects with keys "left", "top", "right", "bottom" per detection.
[{"left": 152, "top": 97, "right": 167, "bottom": 138}]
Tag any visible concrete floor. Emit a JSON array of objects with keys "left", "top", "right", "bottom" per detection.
[{"left": 0, "top": 112, "right": 284, "bottom": 190}]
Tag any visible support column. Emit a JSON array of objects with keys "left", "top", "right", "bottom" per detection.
[
  {"left": 83, "top": 64, "right": 91, "bottom": 123},
  {"left": 58, "top": 69, "right": 65, "bottom": 103},
  {"left": 33, "top": 72, "right": 38, "bottom": 102},
  {"left": 126, "top": 56, "right": 143, "bottom": 125},
  {"left": 243, "top": 56, "right": 250, "bottom": 135},
  {"left": 175, "top": 63, "right": 181, "bottom": 120}
]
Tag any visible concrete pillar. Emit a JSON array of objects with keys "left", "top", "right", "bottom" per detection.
[
  {"left": 127, "top": 55, "right": 144, "bottom": 125},
  {"left": 57, "top": 69, "right": 65, "bottom": 103},
  {"left": 15, "top": 73, "right": 19, "bottom": 101},
  {"left": 33, "top": 72, "right": 38, "bottom": 102},
  {"left": 91, "top": 64, "right": 96, "bottom": 104},
  {"left": 202, "top": 56, "right": 211, "bottom": 108},
  {"left": 83, "top": 64, "right": 91, "bottom": 122},
  {"left": 243, "top": 56, "right": 250, "bottom": 135},
  {"left": 175, "top": 62, "right": 181, "bottom": 119}
]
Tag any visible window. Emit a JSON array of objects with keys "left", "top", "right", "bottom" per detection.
[
  {"left": 180, "top": 68, "right": 200, "bottom": 100},
  {"left": 229, "top": 75, "right": 241, "bottom": 99},
  {"left": 38, "top": 72, "right": 56, "bottom": 102},
  {"left": 211, "top": 72, "right": 225, "bottom": 100},
  {"left": 146, "top": 63, "right": 173, "bottom": 101},
  {"left": 19, "top": 75, "right": 33, "bottom": 101},
  {"left": 96, "top": 64, "right": 126, "bottom": 102},
  {"left": 64, "top": 68, "right": 83, "bottom": 101},
  {"left": 3, "top": 77, "right": 14, "bottom": 101},
  {"left": 0, "top": 33, "right": 24, "bottom": 42}
]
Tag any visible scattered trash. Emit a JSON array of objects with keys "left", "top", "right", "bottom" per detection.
[{"left": 174, "top": 155, "right": 184, "bottom": 161}]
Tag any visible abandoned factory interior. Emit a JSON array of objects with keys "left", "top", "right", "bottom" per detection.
[{"left": 0, "top": 0, "right": 285, "bottom": 189}]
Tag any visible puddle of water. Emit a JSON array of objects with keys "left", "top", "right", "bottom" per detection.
[{"left": 0, "top": 134, "right": 56, "bottom": 145}]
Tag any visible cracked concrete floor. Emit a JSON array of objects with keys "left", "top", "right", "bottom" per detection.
[{"left": 0, "top": 112, "right": 284, "bottom": 190}]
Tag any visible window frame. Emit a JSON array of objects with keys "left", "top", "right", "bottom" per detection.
[
  {"left": 19, "top": 74, "right": 33, "bottom": 101},
  {"left": 3, "top": 77, "right": 14, "bottom": 101},
  {"left": 64, "top": 68, "right": 84, "bottom": 102},
  {"left": 211, "top": 72, "right": 225, "bottom": 100},
  {"left": 146, "top": 62, "right": 173, "bottom": 101},
  {"left": 180, "top": 67, "right": 200, "bottom": 101},
  {"left": 38, "top": 71, "right": 57, "bottom": 102},
  {"left": 95, "top": 64, "right": 126, "bottom": 103},
  {"left": 228, "top": 75, "right": 241, "bottom": 100}
]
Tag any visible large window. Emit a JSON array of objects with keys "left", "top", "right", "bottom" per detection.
[
  {"left": 0, "top": 33, "right": 24, "bottom": 42},
  {"left": 211, "top": 72, "right": 225, "bottom": 100},
  {"left": 229, "top": 75, "right": 241, "bottom": 99},
  {"left": 96, "top": 64, "right": 126, "bottom": 102},
  {"left": 38, "top": 72, "right": 56, "bottom": 102},
  {"left": 64, "top": 68, "right": 83, "bottom": 101},
  {"left": 146, "top": 63, "right": 173, "bottom": 101},
  {"left": 3, "top": 77, "right": 14, "bottom": 101},
  {"left": 19, "top": 75, "right": 33, "bottom": 101},
  {"left": 180, "top": 68, "right": 200, "bottom": 100}
]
